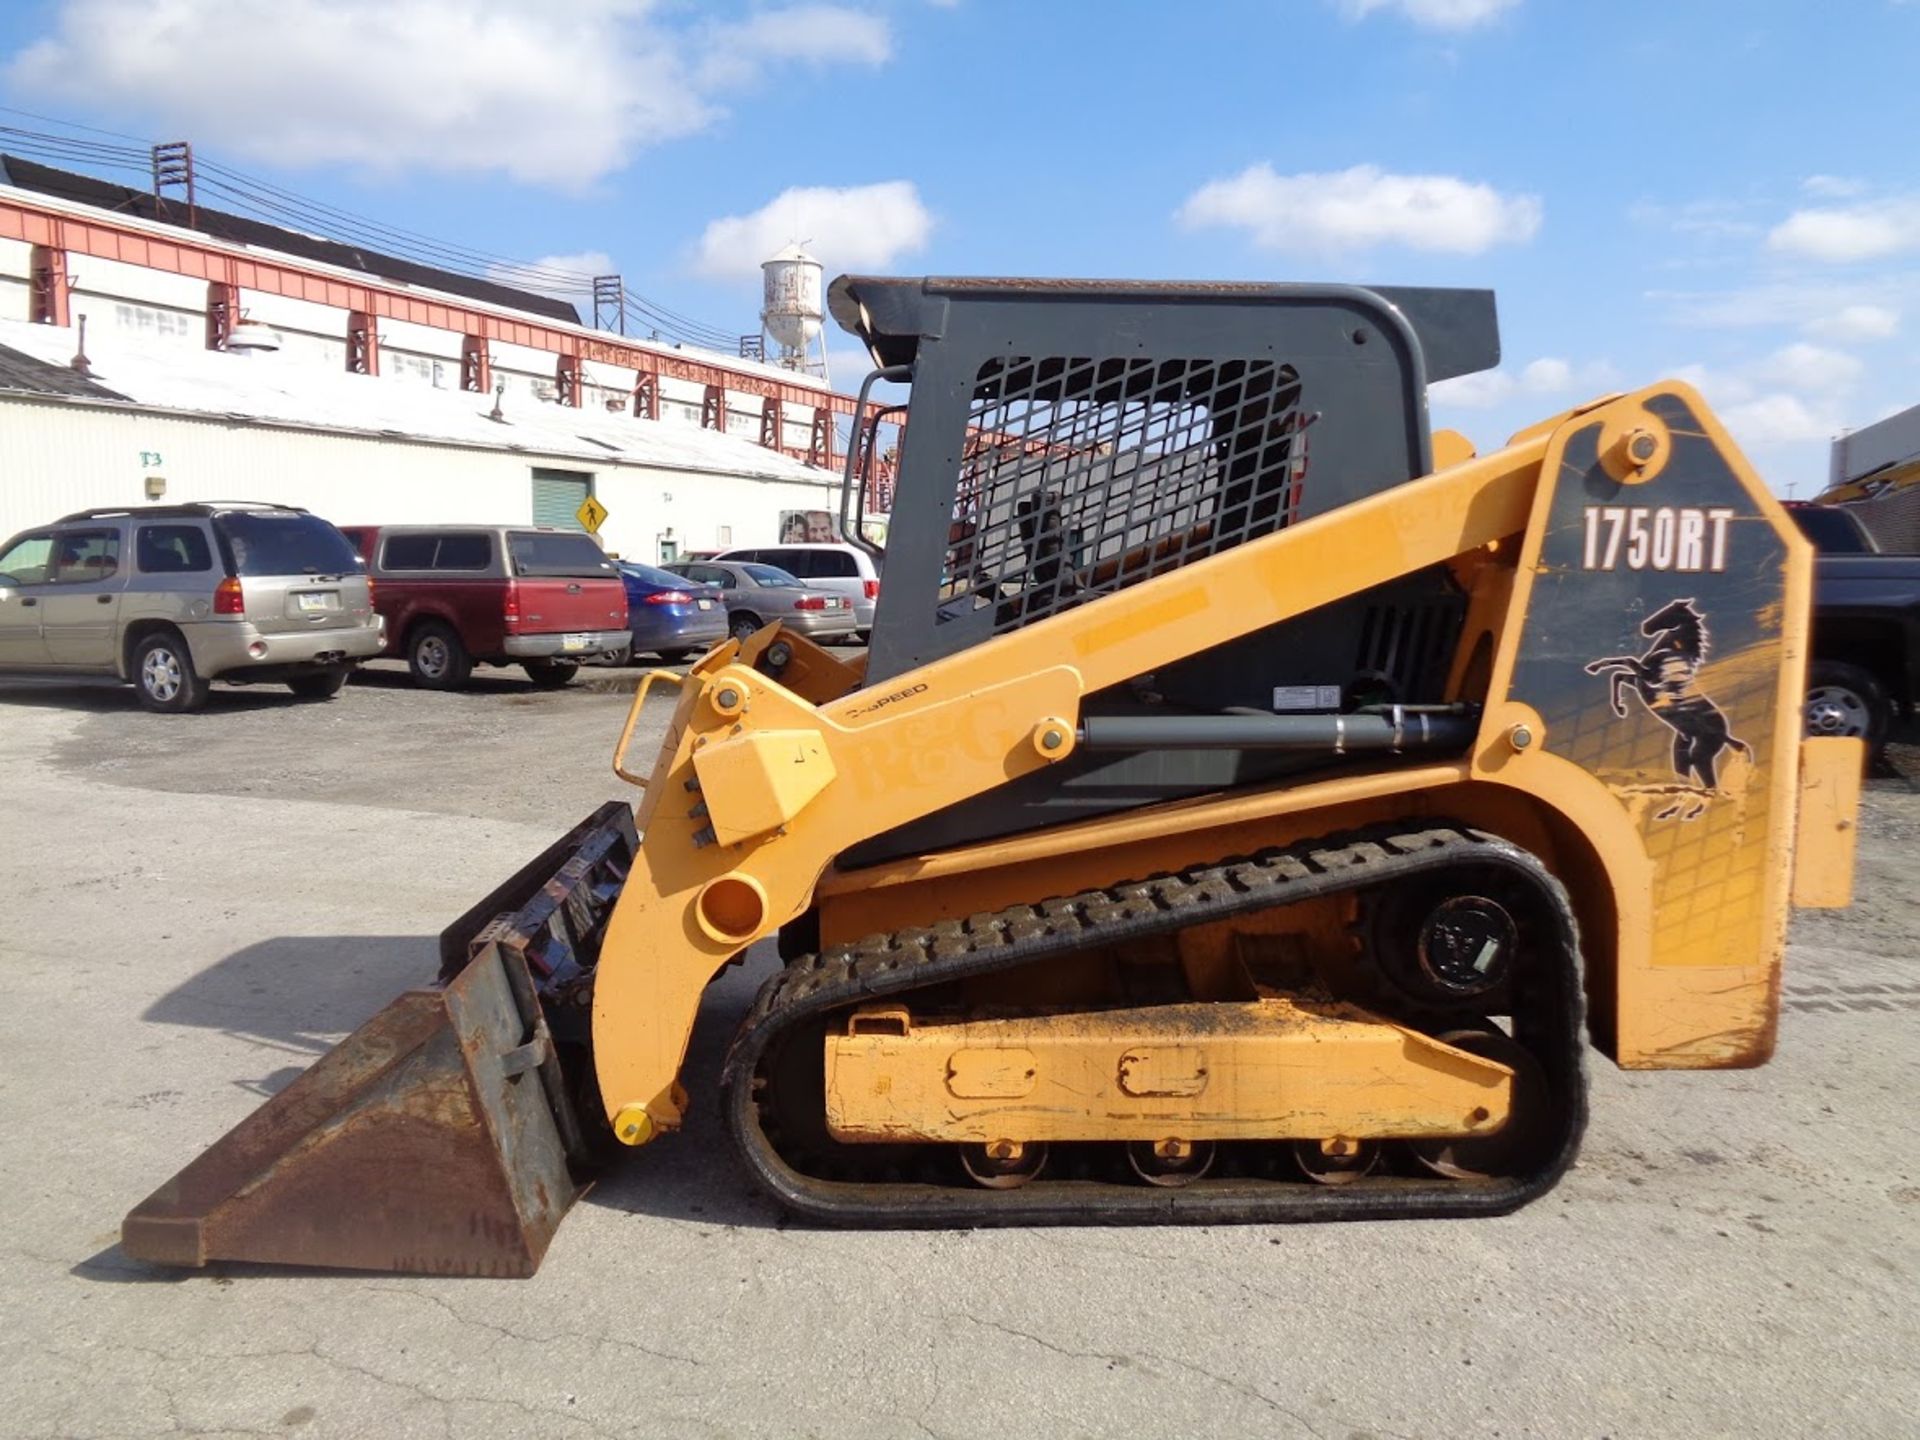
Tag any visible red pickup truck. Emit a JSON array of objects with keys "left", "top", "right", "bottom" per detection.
[{"left": 340, "top": 524, "right": 628, "bottom": 689}]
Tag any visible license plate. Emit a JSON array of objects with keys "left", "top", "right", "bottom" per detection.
[
  {"left": 296, "top": 592, "right": 338, "bottom": 612},
  {"left": 697, "top": 599, "right": 713, "bottom": 610},
  {"left": 561, "top": 633, "right": 590, "bottom": 652}
]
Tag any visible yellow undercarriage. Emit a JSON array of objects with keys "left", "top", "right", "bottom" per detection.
[{"left": 823, "top": 999, "right": 1513, "bottom": 1146}]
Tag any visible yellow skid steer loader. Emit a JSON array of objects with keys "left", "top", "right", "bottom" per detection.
[{"left": 123, "top": 277, "right": 1861, "bottom": 1275}]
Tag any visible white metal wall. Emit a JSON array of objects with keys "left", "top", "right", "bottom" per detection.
[{"left": 0, "top": 397, "right": 841, "bottom": 563}]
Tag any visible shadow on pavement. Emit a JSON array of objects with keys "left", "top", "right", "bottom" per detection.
[
  {"left": 0, "top": 677, "right": 314, "bottom": 714},
  {"left": 141, "top": 933, "right": 439, "bottom": 1087},
  {"left": 1870, "top": 715, "right": 1919, "bottom": 790},
  {"left": 347, "top": 663, "right": 545, "bottom": 695},
  {"left": 126, "top": 926, "right": 779, "bottom": 1268}
]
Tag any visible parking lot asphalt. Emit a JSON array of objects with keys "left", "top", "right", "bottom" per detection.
[{"left": 2, "top": 665, "right": 1917, "bottom": 1439}]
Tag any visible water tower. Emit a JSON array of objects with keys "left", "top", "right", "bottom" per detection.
[{"left": 760, "top": 244, "right": 829, "bottom": 381}]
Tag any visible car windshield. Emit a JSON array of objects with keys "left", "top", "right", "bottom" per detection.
[
  {"left": 620, "top": 562, "right": 687, "bottom": 588},
  {"left": 743, "top": 563, "right": 801, "bottom": 587},
  {"left": 213, "top": 512, "right": 363, "bottom": 576},
  {"left": 508, "top": 531, "right": 616, "bottom": 578},
  {"left": 1790, "top": 506, "right": 1877, "bottom": 554}
]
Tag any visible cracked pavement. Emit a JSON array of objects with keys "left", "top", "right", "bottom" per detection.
[{"left": 2, "top": 668, "right": 1917, "bottom": 1438}]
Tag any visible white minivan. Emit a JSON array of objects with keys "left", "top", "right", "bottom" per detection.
[{"left": 713, "top": 542, "right": 880, "bottom": 640}]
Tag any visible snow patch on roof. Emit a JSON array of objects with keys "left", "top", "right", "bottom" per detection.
[{"left": 0, "top": 317, "right": 834, "bottom": 483}]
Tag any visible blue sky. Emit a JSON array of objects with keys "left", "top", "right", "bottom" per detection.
[{"left": 2, "top": 0, "right": 1917, "bottom": 492}]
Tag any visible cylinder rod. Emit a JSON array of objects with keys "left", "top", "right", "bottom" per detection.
[{"left": 1075, "top": 710, "right": 1477, "bottom": 753}]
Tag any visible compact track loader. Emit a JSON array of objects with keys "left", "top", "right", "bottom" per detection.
[{"left": 123, "top": 277, "right": 1863, "bottom": 1275}]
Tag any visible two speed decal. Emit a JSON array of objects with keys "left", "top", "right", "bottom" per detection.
[{"left": 1582, "top": 505, "right": 1734, "bottom": 573}]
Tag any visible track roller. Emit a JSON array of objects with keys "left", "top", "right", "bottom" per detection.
[
  {"left": 959, "top": 1140, "right": 1048, "bottom": 1189},
  {"left": 1126, "top": 1139, "right": 1216, "bottom": 1188}
]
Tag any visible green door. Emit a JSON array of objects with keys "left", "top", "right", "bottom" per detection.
[{"left": 531, "top": 469, "right": 592, "bottom": 531}]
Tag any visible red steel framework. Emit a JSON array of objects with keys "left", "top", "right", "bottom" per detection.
[{"left": 1, "top": 195, "right": 867, "bottom": 471}]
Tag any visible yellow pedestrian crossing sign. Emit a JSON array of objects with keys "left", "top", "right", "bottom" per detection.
[{"left": 576, "top": 494, "right": 608, "bottom": 534}]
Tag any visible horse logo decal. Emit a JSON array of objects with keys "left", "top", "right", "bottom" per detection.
[{"left": 1585, "top": 598, "right": 1751, "bottom": 820}]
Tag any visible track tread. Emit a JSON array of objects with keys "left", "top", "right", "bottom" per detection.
[{"left": 724, "top": 822, "right": 1587, "bottom": 1227}]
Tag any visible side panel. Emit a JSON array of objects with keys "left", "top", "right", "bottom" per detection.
[{"left": 1491, "top": 389, "right": 1811, "bottom": 1067}]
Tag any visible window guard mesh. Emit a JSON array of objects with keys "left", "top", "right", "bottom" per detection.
[{"left": 939, "top": 355, "right": 1307, "bottom": 633}]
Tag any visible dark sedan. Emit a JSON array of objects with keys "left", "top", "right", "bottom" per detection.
[{"left": 616, "top": 561, "right": 729, "bottom": 663}]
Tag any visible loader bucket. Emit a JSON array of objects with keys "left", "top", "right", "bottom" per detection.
[{"left": 121, "top": 802, "right": 637, "bottom": 1277}]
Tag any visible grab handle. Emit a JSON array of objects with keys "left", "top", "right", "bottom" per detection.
[{"left": 612, "top": 669, "right": 687, "bottom": 787}]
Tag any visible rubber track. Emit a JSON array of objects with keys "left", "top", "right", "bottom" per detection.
[{"left": 721, "top": 823, "right": 1588, "bottom": 1227}]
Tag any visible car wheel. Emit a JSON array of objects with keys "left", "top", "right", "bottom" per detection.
[
  {"left": 524, "top": 659, "right": 578, "bottom": 689},
  {"left": 1804, "top": 660, "right": 1890, "bottom": 755},
  {"left": 854, "top": 630, "right": 871, "bottom": 646},
  {"left": 286, "top": 665, "right": 351, "bottom": 700},
  {"left": 729, "top": 612, "right": 764, "bottom": 644},
  {"left": 132, "top": 631, "right": 211, "bottom": 714},
  {"left": 655, "top": 648, "right": 692, "bottom": 663},
  {"left": 408, "top": 620, "right": 471, "bottom": 690}
]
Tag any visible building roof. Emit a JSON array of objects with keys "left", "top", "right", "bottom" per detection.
[
  {"left": 0, "top": 317, "right": 834, "bottom": 485},
  {"left": 1829, "top": 399, "right": 1920, "bottom": 492},
  {"left": 0, "top": 339, "right": 128, "bottom": 401},
  {"left": 0, "top": 154, "right": 583, "bottom": 327}
]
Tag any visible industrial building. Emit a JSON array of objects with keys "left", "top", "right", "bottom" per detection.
[
  {"left": 0, "top": 318, "right": 840, "bottom": 562},
  {"left": 0, "top": 152, "right": 872, "bottom": 556},
  {"left": 1824, "top": 401, "right": 1920, "bottom": 552}
]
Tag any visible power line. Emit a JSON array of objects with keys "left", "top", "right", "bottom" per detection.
[
  {"left": 0, "top": 112, "right": 743, "bottom": 346},
  {"left": 0, "top": 104, "right": 153, "bottom": 144}
]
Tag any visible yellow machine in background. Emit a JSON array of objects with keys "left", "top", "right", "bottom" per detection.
[{"left": 124, "top": 277, "right": 1861, "bottom": 1273}]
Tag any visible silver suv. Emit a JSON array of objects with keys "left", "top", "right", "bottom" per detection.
[{"left": 0, "top": 502, "right": 382, "bottom": 712}]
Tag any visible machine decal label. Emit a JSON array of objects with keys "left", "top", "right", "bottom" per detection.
[
  {"left": 1583, "top": 598, "right": 1751, "bottom": 820},
  {"left": 846, "top": 681, "right": 930, "bottom": 718},
  {"left": 1581, "top": 505, "right": 1734, "bottom": 573}
]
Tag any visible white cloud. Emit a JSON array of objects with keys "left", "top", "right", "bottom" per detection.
[
  {"left": 1750, "top": 342, "right": 1862, "bottom": 395},
  {"left": 4, "top": 0, "right": 892, "bottom": 189},
  {"left": 1806, "top": 303, "right": 1899, "bottom": 342},
  {"left": 693, "top": 181, "right": 932, "bottom": 280},
  {"left": 1339, "top": 0, "right": 1521, "bottom": 29},
  {"left": 1626, "top": 198, "right": 1761, "bottom": 241},
  {"left": 1175, "top": 163, "right": 1540, "bottom": 256},
  {"left": 1518, "top": 357, "right": 1571, "bottom": 391},
  {"left": 1653, "top": 275, "right": 1920, "bottom": 331},
  {"left": 1671, "top": 352, "right": 1854, "bottom": 449},
  {"left": 1768, "top": 199, "right": 1920, "bottom": 263},
  {"left": 1719, "top": 393, "right": 1839, "bottom": 446},
  {"left": 1428, "top": 369, "right": 1515, "bottom": 409},
  {"left": 487, "top": 250, "right": 615, "bottom": 304},
  {"left": 1803, "top": 174, "right": 1868, "bottom": 198},
  {"left": 1429, "top": 354, "right": 1612, "bottom": 409},
  {"left": 697, "top": 4, "right": 890, "bottom": 87}
]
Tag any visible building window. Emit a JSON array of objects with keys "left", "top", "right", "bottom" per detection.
[{"left": 114, "top": 303, "right": 193, "bottom": 341}]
